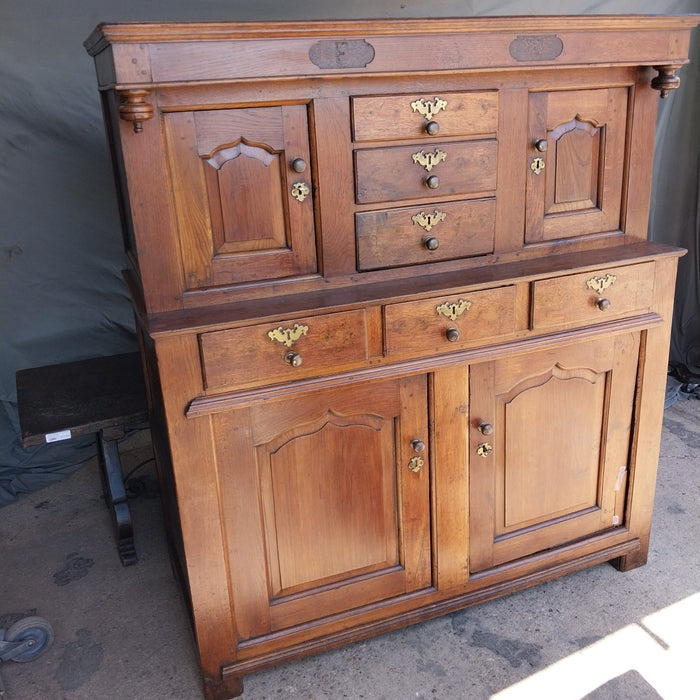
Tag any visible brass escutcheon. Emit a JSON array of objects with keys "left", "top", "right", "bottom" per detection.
[
  {"left": 476, "top": 442, "right": 493, "bottom": 458},
  {"left": 408, "top": 456, "right": 424, "bottom": 473},
  {"left": 412, "top": 149, "right": 447, "bottom": 172},
  {"left": 586, "top": 273, "right": 617, "bottom": 295},
  {"left": 291, "top": 181, "right": 310, "bottom": 202},
  {"left": 411, "top": 97, "right": 448, "bottom": 121},
  {"left": 530, "top": 157, "right": 545, "bottom": 175},
  {"left": 436, "top": 299, "right": 472, "bottom": 321},
  {"left": 268, "top": 323, "right": 309, "bottom": 348},
  {"left": 412, "top": 209, "right": 446, "bottom": 232}
]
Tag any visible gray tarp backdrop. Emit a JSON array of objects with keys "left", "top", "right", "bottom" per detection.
[{"left": 1, "top": 1, "right": 699, "bottom": 504}]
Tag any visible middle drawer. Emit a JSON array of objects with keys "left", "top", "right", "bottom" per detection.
[
  {"left": 355, "top": 139, "right": 497, "bottom": 204},
  {"left": 200, "top": 309, "right": 369, "bottom": 391},
  {"left": 384, "top": 285, "right": 518, "bottom": 356}
]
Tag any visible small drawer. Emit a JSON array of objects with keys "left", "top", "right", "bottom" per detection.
[
  {"left": 355, "top": 139, "right": 497, "bottom": 205},
  {"left": 352, "top": 91, "right": 498, "bottom": 142},
  {"left": 384, "top": 285, "right": 517, "bottom": 356},
  {"left": 200, "top": 310, "right": 369, "bottom": 391},
  {"left": 356, "top": 198, "right": 495, "bottom": 271},
  {"left": 531, "top": 262, "right": 655, "bottom": 330}
]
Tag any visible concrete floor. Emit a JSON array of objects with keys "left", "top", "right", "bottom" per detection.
[{"left": 1, "top": 395, "right": 698, "bottom": 700}]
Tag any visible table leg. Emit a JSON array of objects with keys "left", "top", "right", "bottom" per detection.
[{"left": 97, "top": 429, "right": 137, "bottom": 566}]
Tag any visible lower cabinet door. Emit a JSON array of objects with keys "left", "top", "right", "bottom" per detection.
[
  {"left": 211, "top": 374, "right": 432, "bottom": 642},
  {"left": 469, "top": 333, "right": 640, "bottom": 572}
]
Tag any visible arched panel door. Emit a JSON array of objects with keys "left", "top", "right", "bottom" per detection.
[
  {"left": 469, "top": 332, "right": 640, "bottom": 573},
  {"left": 164, "top": 105, "right": 317, "bottom": 291},
  {"left": 210, "top": 374, "right": 432, "bottom": 643},
  {"left": 525, "top": 87, "right": 629, "bottom": 244}
]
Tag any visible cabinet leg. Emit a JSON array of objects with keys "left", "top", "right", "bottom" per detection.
[
  {"left": 610, "top": 548, "right": 648, "bottom": 572},
  {"left": 203, "top": 673, "right": 244, "bottom": 699}
]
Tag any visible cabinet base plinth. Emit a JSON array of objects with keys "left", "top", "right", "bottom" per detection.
[{"left": 203, "top": 674, "right": 243, "bottom": 700}]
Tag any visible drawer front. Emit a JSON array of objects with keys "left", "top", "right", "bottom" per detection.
[
  {"left": 201, "top": 310, "right": 369, "bottom": 391},
  {"left": 356, "top": 198, "right": 495, "bottom": 271},
  {"left": 352, "top": 91, "right": 499, "bottom": 142},
  {"left": 355, "top": 139, "right": 497, "bottom": 204},
  {"left": 531, "top": 262, "right": 655, "bottom": 330},
  {"left": 385, "top": 285, "right": 517, "bottom": 356}
]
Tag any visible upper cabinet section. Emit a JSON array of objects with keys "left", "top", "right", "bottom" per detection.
[{"left": 85, "top": 16, "right": 698, "bottom": 314}]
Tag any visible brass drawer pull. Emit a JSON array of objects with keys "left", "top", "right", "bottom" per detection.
[
  {"left": 284, "top": 351, "right": 303, "bottom": 367},
  {"left": 436, "top": 299, "right": 472, "bottom": 321},
  {"left": 586, "top": 273, "right": 617, "bottom": 295},
  {"left": 445, "top": 328, "right": 460, "bottom": 342},
  {"left": 412, "top": 149, "right": 447, "bottom": 172},
  {"left": 412, "top": 209, "right": 446, "bottom": 233},
  {"left": 268, "top": 323, "right": 309, "bottom": 347},
  {"left": 410, "top": 97, "right": 447, "bottom": 120},
  {"left": 425, "top": 175, "right": 440, "bottom": 189},
  {"left": 425, "top": 120, "right": 440, "bottom": 135},
  {"left": 596, "top": 298, "right": 611, "bottom": 311},
  {"left": 423, "top": 236, "right": 439, "bottom": 251}
]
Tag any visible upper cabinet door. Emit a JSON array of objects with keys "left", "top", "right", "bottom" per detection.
[
  {"left": 163, "top": 105, "right": 317, "bottom": 291},
  {"left": 525, "top": 87, "right": 629, "bottom": 244}
]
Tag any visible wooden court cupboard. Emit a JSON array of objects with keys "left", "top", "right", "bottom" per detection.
[{"left": 85, "top": 15, "right": 699, "bottom": 698}]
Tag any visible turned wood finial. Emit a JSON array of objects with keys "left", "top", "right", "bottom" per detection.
[
  {"left": 118, "top": 89, "right": 154, "bottom": 132},
  {"left": 651, "top": 65, "right": 682, "bottom": 98}
]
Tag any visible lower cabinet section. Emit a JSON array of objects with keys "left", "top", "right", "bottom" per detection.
[{"left": 147, "top": 271, "right": 675, "bottom": 700}]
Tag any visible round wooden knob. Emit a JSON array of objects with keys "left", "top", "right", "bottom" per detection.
[
  {"left": 291, "top": 158, "right": 307, "bottom": 173},
  {"left": 411, "top": 439, "right": 426, "bottom": 453},
  {"left": 478, "top": 422, "right": 493, "bottom": 436},
  {"left": 284, "top": 351, "right": 303, "bottom": 367},
  {"left": 596, "top": 298, "right": 611, "bottom": 311},
  {"left": 425, "top": 175, "right": 440, "bottom": 189},
  {"left": 425, "top": 120, "right": 440, "bottom": 135},
  {"left": 534, "top": 139, "right": 548, "bottom": 152},
  {"left": 445, "top": 328, "right": 460, "bottom": 342},
  {"left": 423, "top": 236, "right": 439, "bottom": 251}
]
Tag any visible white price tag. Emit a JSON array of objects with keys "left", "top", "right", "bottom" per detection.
[{"left": 45, "top": 429, "right": 72, "bottom": 443}]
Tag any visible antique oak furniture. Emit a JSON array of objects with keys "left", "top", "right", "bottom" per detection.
[{"left": 85, "top": 15, "right": 699, "bottom": 698}]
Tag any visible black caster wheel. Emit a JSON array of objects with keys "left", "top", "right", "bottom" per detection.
[{"left": 3, "top": 616, "right": 55, "bottom": 663}]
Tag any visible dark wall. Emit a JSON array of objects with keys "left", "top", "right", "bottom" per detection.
[{"left": 1, "top": 1, "right": 698, "bottom": 502}]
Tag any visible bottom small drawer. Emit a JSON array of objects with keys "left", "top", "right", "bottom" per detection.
[
  {"left": 200, "top": 310, "right": 369, "bottom": 391},
  {"left": 356, "top": 198, "right": 495, "bottom": 270}
]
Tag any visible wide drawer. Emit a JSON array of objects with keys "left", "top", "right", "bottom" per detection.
[
  {"left": 531, "top": 262, "right": 655, "bottom": 330},
  {"left": 352, "top": 91, "right": 499, "bottom": 142},
  {"left": 200, "top": 310, "right": 369, "bottom": 391},
  {"left": 355, "top": 139, "right": 497, "bottom": 204},
  {"left": 356, "top": 198, "right": 495, "bottom": 271},
  {"left": 384, "top": 285, "right": 518, "bottom": 356}
]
